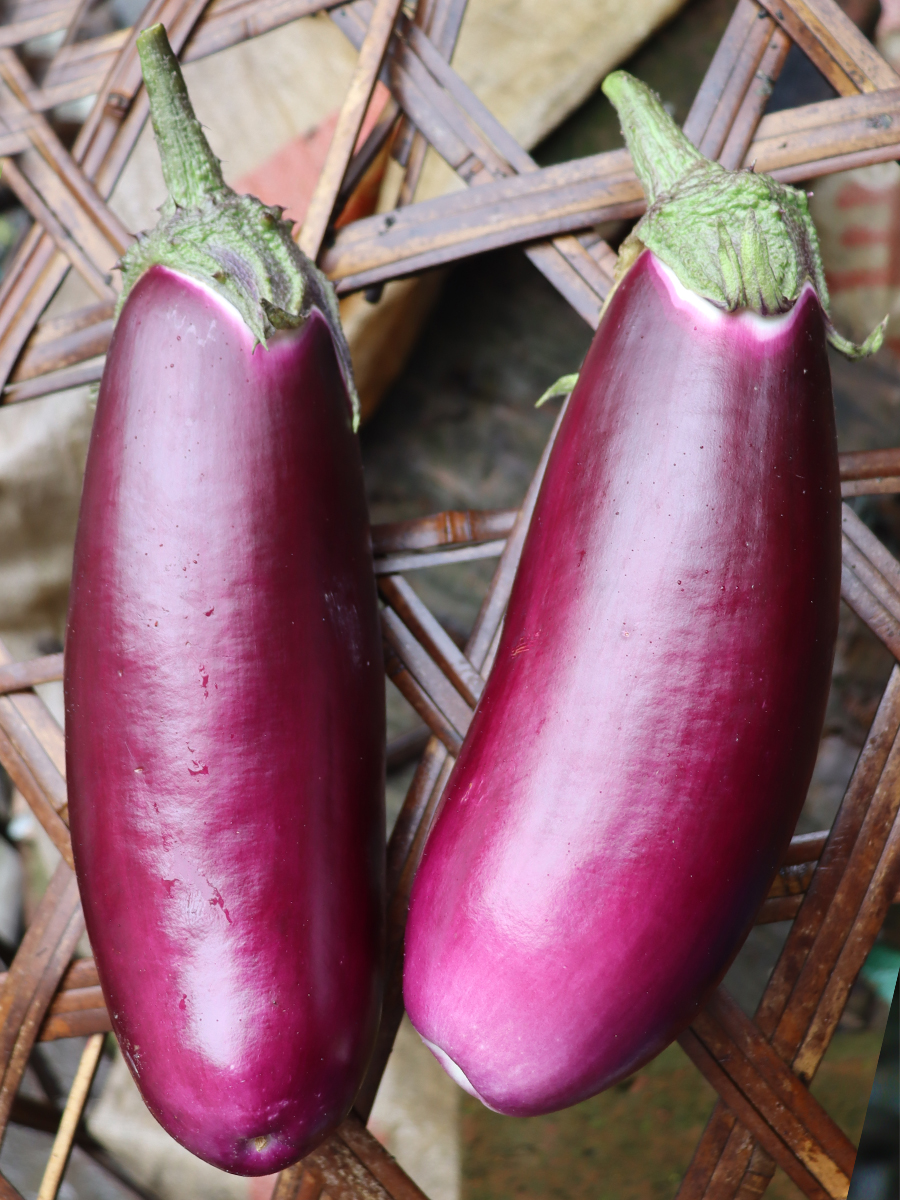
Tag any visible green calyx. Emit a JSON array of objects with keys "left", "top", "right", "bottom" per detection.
[
  {"left": 601, "top": 71, "right": 885, "bottom": 360},
  {"left": 535, "top": 374, "right": 578, "bottom": 407},
  {"left": 119, "top": 24, "right": 360, "bottom": 427}
]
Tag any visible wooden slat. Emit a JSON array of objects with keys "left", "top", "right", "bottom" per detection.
[
  {"left": 299, "top": 0, "right": 405, "bottom": 260},
  {"left": 0, "top": 1, "right": 78, "bottom": 50},
  {"left": 36, "top": 1033, "right": 105, "bottom": 1200},
  {"left": 690, "top": 991, "right": 856, "bottom": 1191},
  {"left": 334, "top": 0, "right": 612, "bottom": 322},
  {"left": 680, "top": 664, "right": 900, "bottom": 1197},
  {"left": 0, "top": 654, "right": 64, "bottom": 695},
  {"left": 380, "top": 575, "right": 484, "bottom": 707},
  {"left": 383, "top": 645, "right": 463, "bottom": 756},
  {"left": 10, "top": 300, "right": 114, "bottom": 383},
  {"left": 317, "top": 85, "right": 900, "bottom": 291},
  {"left": 683, "top": 0, "right": 764, "bottom": 147},
  {"left": 756, "top": 0, "right": 899, "bottom": 95},
  {"left": 0, "top": 865, "right": 83, "bottom": 1132},
  {"left": 719, "top": 24, "right": 793, "bottom": 169},
  {"left": 696, "top": 6, "right": 779, "bottom": 161},
  {"left": 371, "top": 508, "right": 517, "bottom": 554},
  {"left": 382, "top": 608, "right": 473, "bottom": 739},
  {"left": 842, "top": 476, "right": 900, "bottom": 497},
  {"left": 677, "top": 1028, "right": 832, "bottom": 1200},
  {"left": 374, "top": 539, "right": 506, "bottom": 575},
  {"left": 839, "top": 446, "right": 900, "bottom": 480}
]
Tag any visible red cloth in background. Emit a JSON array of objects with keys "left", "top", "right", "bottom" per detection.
[{"left": 234, "top": 83, "right": 390, "bottom": 227}]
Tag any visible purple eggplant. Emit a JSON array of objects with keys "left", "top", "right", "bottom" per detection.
[
  {"left": 402, "top": 72, "right": 883, "bottom": 1117},
  {"left": 64, "top": 27, "right": 384, "bottom": 1174}
]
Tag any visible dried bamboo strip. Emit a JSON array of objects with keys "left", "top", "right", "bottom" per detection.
[
  {"left": 40, "top": 29, "right": 131, "bottom": 101},
  {"left": 843, "top": 504, "right": 900, "bottom": 591},
  {"left": 783, "top": 831, "right": 830, "bottom": 866},
  {"left": 0, "top": 865, "right": 84, "bottom": 1132},
  {"left": 683, "top": 1017, "right": 851, "bottom": 1196},
  {"left": 319, "top": 81, "right": 900, "bottom": 290},
  {"left": 379, "top": 575, "right": 484, "bottom": 706},
  {"left": 0, "top": 654, "right": 64, "bottom": 695},
  {"left": 396, "top": 0, "right": 468, "bottom": 202},
  {"left": 372, "top": 508, "right": 517, "bottom": 554},
  {"left": 842, "top": 476, "right": 900, "bottom": 497},
  {"left": 183, "top": 0, "right": 340, "bottom": 66},
  {"left": 0, "top": 157, "right": 116, "bottom": 300},
  {"left": 698, "top": 991, "right": 857, "bottom": 1182},
  {"left": 677, "top": 1028, "right": 832, "bottom": 1200},
  {"left": 792, "top": 803, "right": 900, "bottom": 1078},
  {"left": 333, "top": 1, "right": 612, "bottom": 319},
  {"left": 299, "top": 0, "right": 405, "bottom": 260},
  {"left": 36, "top": 1033, "right": 105, "bottom": 1200},
  {"left": 842, "top": 562, "right": 900, "bottom": 659},
  {"left": 336, "top": 96, "right": 401, "bottom": 215},
  {"left": 683, "top": 0, "right": 764, "bottom": 147},
  {"left": 764, "top": 665, "right": 900, "bottom": 1038},
  {"left": 0, "top": 715, "right": 72, "bottom": 866},
  {"left": 718, "top": 25, "right": 792, "bottom": 170},
  {"left": 11, "top": 301, "right": 114, "bottom": 383},
  {"left": 39, "top": 1008, "right": 111, "bottom": 1042},
  {"left": 843, "top": 539, "right": 900, "bottom": 630},
  {"left": 337, "top": 1116, "right": 430, "bottom": 1200},
  {"left": 683, "top": 667, "right": 900, "bottom": 1197},
  {"left": 757, "top": 0, "right": 899, "bottom": 95},
  {"left": 0, "top": 48, "right": 132, "bottom": 256},
  {"left": 0, "top": 2, "right": 79, "bottom": 51},
  {"left": 383, "top": 644, "right": 463, "bottom": 756},
  {"left": 374, "top": 539, "right": 506, "bottom": 575},
  {"left": 696, "top": 7, "right": 778, "bottom": 161},
  {"left": 0, "top": 679, "right": 67, "bottom": 800},
  {"left": 381, "top": 608, "right": 473, "bottom": 737},
  {"left": 3, "top": 358, "right": 104, "bottom": 405},
  {"left": 842, "top": 449, "right": 900, "bottom": 480}
]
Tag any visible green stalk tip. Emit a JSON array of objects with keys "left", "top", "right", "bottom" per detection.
[
  {"left": 137, "top": 24, "right": 225, "bottom": 209},
  {"left": 601, "top": 72, "right": 702, "bottom": 206}
]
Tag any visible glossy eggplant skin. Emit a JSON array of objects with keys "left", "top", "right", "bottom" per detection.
[
  {"left": 403, "top": 250, "right": 840, "bottom": 1117},
  {"left": 65, "top": 266, "right": 385, "bottom": 1175}
]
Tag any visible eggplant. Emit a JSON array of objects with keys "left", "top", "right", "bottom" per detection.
[
  {"left": 402, "top": 72, "right": 884, "bottom": 1117},
  {"left": 64, "top": 27, "right": 384, "bottom": 1174}
]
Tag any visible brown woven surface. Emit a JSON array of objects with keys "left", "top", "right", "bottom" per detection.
[{"left": 0, "top": 0, "right": 899, "bottom": 1197}]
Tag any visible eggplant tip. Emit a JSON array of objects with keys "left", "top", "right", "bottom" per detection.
[{"left": 420, "top": 1036, "right": 500, "bottom": 1111}]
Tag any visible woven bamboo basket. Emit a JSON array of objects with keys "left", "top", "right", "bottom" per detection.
[{"left": 0, "top": 0, "right": 899, "bottom": 1197}]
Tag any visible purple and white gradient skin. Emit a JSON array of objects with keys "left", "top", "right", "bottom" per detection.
[
  {"left": 403, "top": 250, "right": 841, "bottom": 1117},
  {"left": 65, "top": 266, "right": 385, "bottom": 1174}
]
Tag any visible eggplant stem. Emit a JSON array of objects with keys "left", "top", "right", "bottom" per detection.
[{"left": 137, "top": 25, "right": 226, "bottom": 209}]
